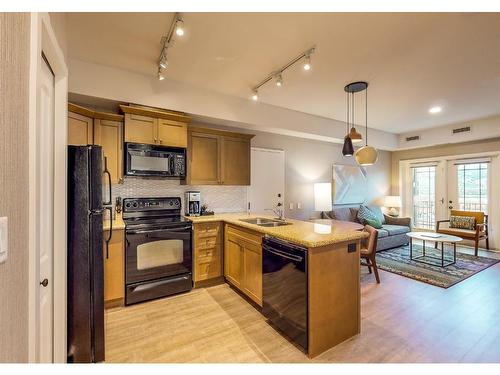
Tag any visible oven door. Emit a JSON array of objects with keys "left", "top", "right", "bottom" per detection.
[{"left": 125, "top": 223, "right": 192, "bottom": 285}]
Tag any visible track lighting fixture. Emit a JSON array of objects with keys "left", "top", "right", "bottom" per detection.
[
  {"left": 175, "top": 18, "right": 185, "bottom": 36},
  {"left": 251, "top": 90, "right": 259, "bottom": 101},
  {"left": 250, "top": 46, "right": 315, "bottom": 100},
  {"left": 156, "top": 13, "right": 185, "bottom": 79},
  {"left": 275, "top": 73, "right": 283, "bottom": 87}
]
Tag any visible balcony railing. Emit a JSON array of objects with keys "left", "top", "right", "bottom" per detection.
[{"left": 413, "top": 200, "right": 435, "bottom": 229}]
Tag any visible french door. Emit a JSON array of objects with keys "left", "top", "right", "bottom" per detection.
[{"left": 409, "top": 159, "right": 490, "bottom": 230}]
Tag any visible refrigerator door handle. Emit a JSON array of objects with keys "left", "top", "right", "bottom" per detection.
[
  {"left": 104, "top": 206, "right": 113, "bottom": 259},
  {"left": 103, "top": 156, "right": 112, "bottom": 206}
]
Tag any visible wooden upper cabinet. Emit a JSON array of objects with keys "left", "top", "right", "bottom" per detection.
[
  {"left": 120, "top": 105, "right": 190, "bottom": 147},
  {"left": 186, "top": 127, "right": 254, "bottom": 186},
  {"left": 124, "top": 113, "right": 157, "bottom": 144},
  {"left": 68, "top": 111, "right": 93, "bottom": 145},
  {"left": 188, "top": 131, "right": 221, "bottom": 185},
  {"left": 94, "top": 119, "right": 124, "bottom": 184},
  {"left": 68, "top": 103, "right": 125, "bottom": 183},
  {"left": 221, "top": 136, "right": 251, "bottom": 185},
  {"left": 158, "top": 119, "right": 188, "bottom": 148}
]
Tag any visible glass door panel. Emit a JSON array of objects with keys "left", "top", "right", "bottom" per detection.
[{"left": 411, "top": 166, "right": 436, "bottom": 229}]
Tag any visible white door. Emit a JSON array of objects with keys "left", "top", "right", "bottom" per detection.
[
  {"left": 248, "top": 148, "right": 285, "bottom": 215},
  {"left": 38, "top": 55, "right": 55, "bottom": 362}
]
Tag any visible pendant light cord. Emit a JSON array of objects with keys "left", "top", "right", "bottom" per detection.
[
  {"left": 346, "top": 91, "right": 349, "bottom": 134},
  {"left": 365, "top": 86, "right": 368, "bottom": 146}
]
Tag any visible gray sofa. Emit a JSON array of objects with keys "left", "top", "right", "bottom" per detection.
[{"left": 321, "top": 205, "right": 411, "bottom": 252}]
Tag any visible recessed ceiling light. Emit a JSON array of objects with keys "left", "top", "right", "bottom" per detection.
[{"left": 429, "top": 106, "right": 442, "bottom": 114}]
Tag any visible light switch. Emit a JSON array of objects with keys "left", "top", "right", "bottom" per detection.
[
  {"left": 0, "top": 217, "right": 7, "bottom": 264},
  {"left": 297, "top": 202, "right": 302, "bottom": 209},
  {"left": 289, "top": 203, "right": 294, "bottom": 210}
]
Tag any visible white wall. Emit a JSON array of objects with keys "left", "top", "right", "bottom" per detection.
[
  {"left": 67, "top": 58, "right": 398, "bottom": 151},
  {"left": 398, "top": 114, "right": 500, "bottom": 150}
]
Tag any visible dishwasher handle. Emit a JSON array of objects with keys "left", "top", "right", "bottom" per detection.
[{"left": 263, "top": 244, "right": 304, "bottom": 262}]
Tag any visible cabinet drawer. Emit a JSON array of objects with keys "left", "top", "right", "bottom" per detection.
[
  {"left": 197, "top": 247, "right": 220, "bottom": 263},
  {"left": 194, "top": 222, "right": 221, "bottom": 238},
  {"left": 196, "top": 260, "right": 222, "bottom": 281},
  {"left": 196, "top": 237, "right": 219, "bottom": 250}
]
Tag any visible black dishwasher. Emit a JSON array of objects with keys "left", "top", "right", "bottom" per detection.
[{"left": 262, "top": 236, "right": 308, "bottom": 351}]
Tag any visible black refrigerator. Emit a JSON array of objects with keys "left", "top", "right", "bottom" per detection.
[{"left": 67, "top": 145, "right": 112, "bottom": 363}]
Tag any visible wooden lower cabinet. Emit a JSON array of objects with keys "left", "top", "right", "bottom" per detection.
[
  {"left": 224, "top": 224, "right": 263, "bottom": 306},
  {"left": 193, "top": 222, "right": 223, "bottom": 284},
  {"left": 103, "top": 229, "right": 125, "bottom": 308}
]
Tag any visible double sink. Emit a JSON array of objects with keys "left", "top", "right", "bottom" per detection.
[{"left": 239, "top": 217, "right": 292, "bottom": 227}]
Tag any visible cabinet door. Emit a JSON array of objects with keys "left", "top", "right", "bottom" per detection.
[
  {"left": 193, "top": 222, "right": 222, "bottom": 283},
  {"left": 94, "top": 119, "right": 123, "bottom": 184},
  {"left": 188, "top": 132, "right": 220, "bottom": 184},
  {"left": 68, "top": 111, "right": 93, "bottom": 145},
  {"left": 124, "top": 113, "right": 157, "bottom": 144},
  {"left": 103, "top": 230, "right": 125, "bottom": 306},
  {"left": 242, "top": 240, "right": 263, "bottom": 306},
  {"left": 224, "top": 232, "right": 243, "bottom": 288},
  {"left": 157, "top": 119, "right": 188, "bottom": 148},
  {"left": 221, "top": 136, "right": 251, "bottom": 185}
]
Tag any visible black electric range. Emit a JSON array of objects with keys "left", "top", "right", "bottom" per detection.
[{"left": 123, "top": 197, "right": 192, "bottom": 305}]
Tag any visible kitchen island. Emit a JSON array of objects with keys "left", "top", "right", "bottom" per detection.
[{"left": 187, "top": 213, "right": 367, "bottom": 358}]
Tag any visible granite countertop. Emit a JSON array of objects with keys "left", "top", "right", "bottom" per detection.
[
  {"left": 103, "top": 213, "right": 125, "bottom": 231},
  {"left": 186, "top": 213, "right": 367, "bottom": 248}
]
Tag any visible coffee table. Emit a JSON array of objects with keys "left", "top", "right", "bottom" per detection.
[{"left": 407, "top": 232, "right": 462, "bottom": 267}]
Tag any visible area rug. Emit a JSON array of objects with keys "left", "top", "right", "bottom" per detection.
[{"left": 375, "top": 244, "right": 499, "bottom": 288}]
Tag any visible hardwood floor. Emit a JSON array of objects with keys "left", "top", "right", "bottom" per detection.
[{"left": 105, "top": 247, "right": 500, "bottom": 363}]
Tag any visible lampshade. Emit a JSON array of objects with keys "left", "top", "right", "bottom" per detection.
[
  {"left": 384, "top": 195, "right": 402, "bottom": 208},
  {"left": 314, "top": 183, "right": 332, "bottom": 211},
  {"left": 348, "top": 127, "right": 363, "bottom": 143},
  {"left": 355, "top": 145, "right": 378, "bottom": 166},
  {"left": 342, "top": 136, "right": 354, "bottom": 156}
]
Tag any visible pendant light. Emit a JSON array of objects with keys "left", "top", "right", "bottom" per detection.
[
  {"left": 354, "top": 83, "right": 378, "bottom": 166},
  {"left": 344, "top": 83, "right": 363, "bottom": 143},
  {"left": 342, "top": 90, "right": 354, "bottom": 156}
]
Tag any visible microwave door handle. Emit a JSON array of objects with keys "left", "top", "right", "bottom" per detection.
[{"left": 103, "top": 156, "right": 112, "bottom": 206}]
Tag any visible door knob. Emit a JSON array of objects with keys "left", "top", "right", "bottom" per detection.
[{"left": 40, "top": 278, "right": 49, "bottom": 287}]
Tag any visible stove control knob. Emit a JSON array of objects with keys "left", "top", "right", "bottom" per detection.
[
  {"left": 169, "top": 201, "right": 173, "bottom": 206},
  {"left": 132, "top": 202, "right": 138, "bottom": 208},
  {"left": 125, "top": 202, "right": 131, "bottom": 208}
]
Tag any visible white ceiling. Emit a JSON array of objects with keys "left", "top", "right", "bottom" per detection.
[{"left": 66, "top": 12, "right": 500, "bottom": 134}]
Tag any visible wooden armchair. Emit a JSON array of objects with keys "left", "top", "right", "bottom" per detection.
[
  {"left": 436, "top": 210, "right": 489, "bottom": 256},
  {"left": 360, "top": 225, "right": 380, "bottom": 283}
]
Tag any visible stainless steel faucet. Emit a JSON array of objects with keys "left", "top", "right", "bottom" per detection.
[{"left": 265, "top": 202, "right": 285, "bottom": 221}]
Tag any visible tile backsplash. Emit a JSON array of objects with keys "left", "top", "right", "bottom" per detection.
[{"left": 109, "top": 178, "right": 248, "bottom": 214}]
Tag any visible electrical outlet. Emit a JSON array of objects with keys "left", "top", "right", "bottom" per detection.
[
  {"left": 0, "top": 217, "right": 7, "bottom": 264},
  {"left": 297, "top": 202, "right": 302, "bottom": 209},
  {"left": 289, "top": 203, "right": 294, "bottom": 210}
]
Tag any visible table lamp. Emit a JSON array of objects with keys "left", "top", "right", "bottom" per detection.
[
  {"left": 384, "top": 195, "right": 402, "bottom": 217},
  {"left": 314, "top": 183, "right": 332, "bottom": 212}
]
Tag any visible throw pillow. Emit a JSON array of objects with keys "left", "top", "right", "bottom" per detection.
[
  {"left": 450, "top": 215, "right": 476, "bottom": 230},
  {"left": 367, "top": 205, "right": 386, "bottom": 224},
  {"left": 357, "top": 205, "right": 379, "bottom": 225},
  {"left": 365, "top": 217, "right": 383, "bottom": 229}
]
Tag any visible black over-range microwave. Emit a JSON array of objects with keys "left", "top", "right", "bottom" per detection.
[{"left": 124, "top": 142, "right": 186, "bottom": 178}]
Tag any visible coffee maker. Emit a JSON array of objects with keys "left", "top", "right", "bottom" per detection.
[{"left": 185, "top": 191, "right": 201, "bottom": 216}]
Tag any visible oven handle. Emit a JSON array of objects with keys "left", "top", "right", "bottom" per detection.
[
  {"left": 263, "top": 245, "right": 304, "bottom": 262},
  {"left": 127, "top": 226, "right": 192, "bottom": 235}
]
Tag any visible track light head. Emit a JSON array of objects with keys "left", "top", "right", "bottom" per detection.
[
  {"left": 159, "top": 57, "right": 168, "bottom": 69},
  {"left": 303, "top": 55, "right": 311, "bottom": 71},
  {"left": 175, "top": 19, "right": 184, "bottom": 36},
  {"left": 158, "top": 68, "right": 165, "bottom": 81},
  {"left": 251, "top": 90, "right": 258, "bottom": 101},
  {"left": 275, "top": 73, "right": 283, "bottom": 87}
]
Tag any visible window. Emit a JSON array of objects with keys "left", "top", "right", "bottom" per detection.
[
  {"left": 412, "top": 166, "right": 436, "bottom": 229},
  {"left": 457, "top": 163, "right": 488, "bottom": 214}
]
